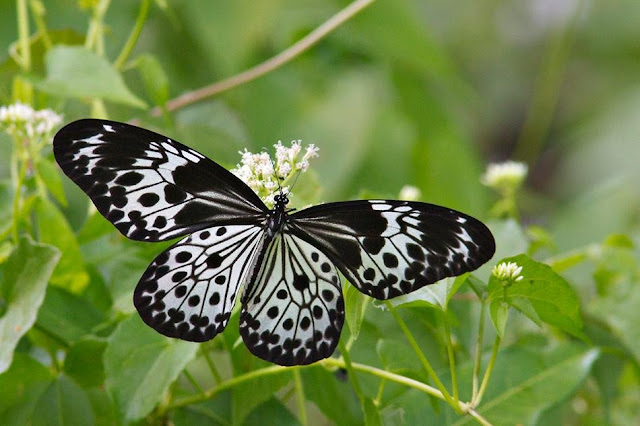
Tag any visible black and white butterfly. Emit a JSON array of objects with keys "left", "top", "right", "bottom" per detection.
[{"left": 53, "top": 119, "right": 495, "bottom": 366}]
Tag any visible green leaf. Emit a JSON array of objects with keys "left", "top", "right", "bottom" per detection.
[
  {"left": 134, "top": 53, "right": 169, "bottom": 106},
  {"left": 36, "top": 198, "right": 89, "bottom": 293},
  {"left": 363, "top": 397, "right": 382, "bottom": 426},
  {"left": 104, "top": 314, "right": 198, "bottom": 422},
  {"left": 36, "top": 286, "right": 104, "bottom": 345},
  {"left": 0, "top": 236, "right": 60, "bottom": 373},
  {"left": 454, "top": 345, "right": 600, "bottom": 426},
  {"left": 243, "top": 398, "right": 300, "bottom": 426},
  {"left": 0, "top": 183, "right": 15, "bottom": 239},
  {"left": 489, "top": 301, "right": 509, "bottom": 338},
  {"left": 231, "top": 365, "right": 290, "bottom": 425},
  {"left": 383, "top": 275, "right": 466, "bottom": 311},
  {"left": 488, "top": 254, "right": 586, "bottom": 340},
  {"left": 64, "top": 337, "right": 107, "bottom": 388},
  {"left": 376, "top": 339, "right": 421, "bottom": 373},
  {"left": 344, "top": 281, "right": 368, "bottom": 339},
  {"left": 30, "top": 374, "right": 95, "bottom": 426},
  {"left": 37, "top": 46, "right": 146, "bottom": 108},
  {"left": 0, "top": 354, "right": 53, "bottom": 425},
  {"left": 35, "top": 158, "right": 67, "bottom": 206},
  {"left": 301, "top": 367, "right": 362, "bottom": 425},
  {"left": 589, "top": 243, "right": 640, "bottom": 362},
  {"left": 172, "top": 392, "right": 232, "bottom": 425}
]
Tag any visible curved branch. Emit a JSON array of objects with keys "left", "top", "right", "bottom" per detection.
[{"left": 150, "top": 0, "right": 375, "bottom": 116}]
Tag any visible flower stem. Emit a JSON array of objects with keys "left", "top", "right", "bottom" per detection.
[
  {"left": 385, "top": 301, "right": 457, "bottom": 411},
  {"left": 338, "top": 338, "right": 365, "bottom": 405},
  {"left": 293, "top": 368, "right": 308, "bottom": 425},
  {"left": 17, "top": 0, "right": 31, "bottom": 70},
  {"left": 471, "top": 299, "right": 487, "bottom": 401},
  {"left": 443, "top": 311, "right": 460, "bottom": 406},
  {"left": 473, "top": 333, "right": 502, "bottom": 407},
  {"left": 200, "top": 345, "right": 222, "bottom": 384},
  {"left": 151, "top": 0, "right": 376, "bottom": 115},
  {"left": 11, "top": 146, "right": 28, "bottom": 243}
]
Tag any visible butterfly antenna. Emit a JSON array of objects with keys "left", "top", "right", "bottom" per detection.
[
  {"left": 289, "top": 169, "right": 302, "bottom": 193},
  {"left": 267, "top": 151, "right": 284, "bottom": 196}
]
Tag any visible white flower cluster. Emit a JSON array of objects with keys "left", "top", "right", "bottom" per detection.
[
  {"left": 481, "top": 161, "right": 528, "bottom": 191},
  {"left": 399, "top": 185, "right": 421, "bottom": 201},
  {"left": 231, "top": 140, "right": 319, "bottom": 207},
  {"left": 0, "top": 102, "right": 63, "bottom": 141},
  {"left": 492, "top": 261, "right": 524, "bottom": 283}
]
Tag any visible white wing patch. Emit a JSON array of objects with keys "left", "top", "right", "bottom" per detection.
[
  {"left": 239, "top": 232, "right": 344, "bottom": 366},
  {"left": 134, "top": 224, "right": 266, "bottom": 341}
]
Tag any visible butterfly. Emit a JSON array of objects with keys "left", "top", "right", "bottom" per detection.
[{"left": 53, "top": 119, "right": 496, "bottom": 366}]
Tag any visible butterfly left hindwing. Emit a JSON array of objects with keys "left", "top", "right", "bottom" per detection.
[{"left": 135, "top": 224, "right": 267, "bottom": 341}]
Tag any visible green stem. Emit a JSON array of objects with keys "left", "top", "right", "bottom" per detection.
[
  {"left": 471, "top": 299, "right": 487, "bottom": 401},
  {"left": 183, "top": 369, "right": 204, "bottom": 395},
  {"left": 473, "top": 333, "right": 502, "bottom": 407},
  {"left": 85, "top": 0, "right": 111, "bottom": 54},
  {"left": 513, "top": 1, "right": 581, "bottom": 162},
  {"left": 113, "top": 0, "right": 150, "bottom": 70},
  {"left": 374, "top": 378, "right": 387, "bottom": 405},
  {"left": 443, "top": 312, "right": 460, "bottom": 406},
  {"left": 385, "top": 301, "right": 456, "bottom": 410},
  {"left": 151, "top": 0, "right": 376, "bottom": 115},
  {"left": 338, "top": 338, "right": 365, "bottom": 405},
  {"left": 29, "top": 0, "right": 52, "bottom": 49},
  {"left": 169, "top": 365, "right": 289, "bottom": 409},
  {"left": 11, "top": 146, "right": 28, "bottom": 243},
  {"left": 293, "top": 369, "right": 308, "bottom": 425},
  {"left": 17, "top": 0, "right": 31, "bottom": 70},
  {"left": 200, "top": 345, "right": 222, "bottom": 384}
]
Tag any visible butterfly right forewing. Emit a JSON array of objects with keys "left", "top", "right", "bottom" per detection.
[{"left": 53, "top": 119, "right": 267, "bottom": 242}]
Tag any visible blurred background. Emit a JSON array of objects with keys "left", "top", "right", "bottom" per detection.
[
  {"left": 2, "top": 0, "right": 637, "bottom": 250},
  {"left": 1, "top": 1, "right": 640, "bottom": 423}
]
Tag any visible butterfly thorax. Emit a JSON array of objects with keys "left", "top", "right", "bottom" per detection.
[{"left": 266, "top": 193, "right": 289, "bottom": 238}]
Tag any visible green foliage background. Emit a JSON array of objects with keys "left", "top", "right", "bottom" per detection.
[{"left": 0, "top": 0, "right": 639, "bottom": 425}]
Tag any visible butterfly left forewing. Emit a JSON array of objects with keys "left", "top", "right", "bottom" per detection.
[
  {"left": 53, "top": 119, "right": 267, "bottom": 242},
  {"left": 289, "top": 200, "right": 495, "bottom": 300},
  {"left": 239, "top": 232, "right": 344, "bottom": 366}
]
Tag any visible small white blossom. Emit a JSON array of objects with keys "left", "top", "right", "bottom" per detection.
[
  {"left": 492, "top": 261, "right": 524, "bottom": 283},
  {"left": 0, "top": 102, "right": 63, "bottom": 141},
  {"left": 230, "top": 139, "right": 319, "bottom": 207},
  {"left": 399, "top": 185, "right": 421, "bottom": 201},
  {"left": 481, "top": 161, "right": 528, "bottom": 191}
]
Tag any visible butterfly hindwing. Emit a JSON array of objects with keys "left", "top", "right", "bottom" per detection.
[
  {"left": 134, "top": 224, "right": 267, "bottom": 341},
  {"left": 53, "top": 119, "right": 267, "bottom": 241},
  {"left": 289, "top": 200, "right": 496, "bottom": 300},
  {"left": 239, "top": 232, "right": 344, "bottom": 366}
]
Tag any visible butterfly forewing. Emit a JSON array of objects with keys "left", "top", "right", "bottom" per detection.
[
  {"left": 53, "top": 119, "right": 267, "bottom": 241},
  {"left": 239, "top": 232, "right": 344, "bottom": 366},
  {"left": 289, "top": 200, "right": 496, "bottom": 300},
  {"left": 135, "top": 224, "right": 267, "bottom": 341}
]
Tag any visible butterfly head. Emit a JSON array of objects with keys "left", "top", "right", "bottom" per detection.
[{"left": 273, "top": 193, "right": 289, "bottom": 209}]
